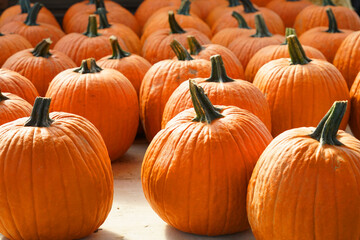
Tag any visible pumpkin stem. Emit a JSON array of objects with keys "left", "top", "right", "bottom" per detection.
[
  {"left": 24, "top": 97, "right": 54, "bottom": 127},
  {"left": 83, "top": 15, "right": 100, "bottom": 37},
  {"left": 187, "top": 35, "right": 204, "bottom": 55},
  {"left": 241, "top": 0, "right": 258, "bottom": 13},
  {"left": 206, "top": 55, "right": 234, "bottom": 83},
  {"left": 74, "top": 58, "right": 103, "bottom": 74},
  {"left": 98, "top": 8, "right": 111, "bottom": 29},
  {"left": 282, "top": 27, "right": 296, "bottom": 45},
  {"left": 32, "top": 38, "right": 52, "bottom": 58},
  {"left": 19, "top": 0, "right": 31, "bottom": 13},
  {"left": 89, "top": 0, "right": 95, "bottom": 4},
  {"left": 323, "top": 0, "right": 336, "bottom": 6},
  {"left": 109, "top": 35, "right": 131, "bottom": 59},
  {"left": 177, "top": 0, "right": 191, "bottom": 16},
  {"left": 286, "top": 0, "right": 300, "bottom": 1},
  {"left": 228, "top": 0, "right": 241, "bottom": 7},
  {"left": 95, "top": 0, "right": 107, "bottom": 13},
  {"left": 288, "top": 34, "right": 312, "bottom": 65},
  {"left": 0, "top": 33, "right": 4, "bottom": 36},
  {"left": 170, "top": 39, "right": 193, "bottom": 61},
  {"left": 189, "top": 80, "right": 224, "bottom": 123},
  {"left": 24, "top": 2, "right": 43, "bottom": 26},
  {"left": 168, "top": 11, "right": 186, "bottom": 34},
  {"left": 309, "top": 101, "right": 347, "bottom": 146},
  {"left": 326, "top": 8, "right": 342, "bottom": 33},
  {"left": 0, "top": 90, "right": 9, "bottom": 102},
  {"left": 251, "top": 14, "right": 272, "bottom": 38},
  {"left": 232, "top": 11, "right": 251, "bottom": 29}
]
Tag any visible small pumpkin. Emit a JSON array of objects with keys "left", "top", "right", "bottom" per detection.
[
  {"left": 0, "top": 90, "right": 32, "bottom": 126},
  {"left": 0, "top": 32, "right": 32, "bottom": 66}
]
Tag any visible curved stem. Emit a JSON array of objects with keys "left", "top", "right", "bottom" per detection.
[
  {"left": 282, "top": 27, "right": 296, "bottom": 45},
  {"left": 206, "top": 55, "right": 234, "bottom": 83},
  {"left": 0, "top": 90, "right": 9, "bottom": 102},
  {"left": 187, "top": 36, "right": 204, "bottom": 55},
  {"left": 323, "top": 0, "right": 336, "bottom": 6},
  {"left": 32, "top": 38, "right": 52, "bottom": 58},
  {"left": 189, "top": 80, "right": 224, "bottom": 123},
  {"left": 287, "top": 34, "right": 312, "bottom": 65},
  {"left": 232, "top": 11, "right": 251, "bottom": 29},
  {"left": 177, "top": 0, "right": 191, "bottom": 16},
  {"left": 83, "top": 15, "right": 100, "bottom": 37},
  {"left": 24, "top": 2, "right": 43, "bottom": 26},
  {"left": 241, "top": 0, "right": 258, "bottom": 13},
  {"left": 326, "top": 8, "right": 342, "bottom": 33},
  {"left": 109, "top": 36, "right": 131, "bottom": 59},
  {"left": 228, "top": 0, "right": 241, "bottom": 7},
  {"left": 98, "top": 7, "right": 111, "bottom": 29},
  {"left": 251, "top": 14, "right": 272, "bottom": 38},
  {"left": 309, "top": 101, "right": 347, "bottom": 146},
  {"left": 168, "top": 11, "right": 186, "bottom": 34},
  {"left": 170, "top": 40, "right": 193, "bottom": 61},
  {"left": 24, "top": 97, "right": 54, "bottom": 127},
  {"left": 19, "top": 0, "right": 31, "bottom": 14},
  {"left": 74, "top": 58, "right": 103, "bottom": 74}
]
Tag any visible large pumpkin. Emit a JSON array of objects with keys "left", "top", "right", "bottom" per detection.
[
  {"left": 0, "top": 90, "right": 32, "bottom": 126},
  {"left": 0, "top": 97, "right": 113, "bottom": 240},
  {"left": 0, "top": 32, "right": 32, "bottom": 66},
  {"left": 142, "top": 80, "right": 273, "bottom": 236},
  {"left": 247, "top": 101, "right": 360, "bottom": 240}
]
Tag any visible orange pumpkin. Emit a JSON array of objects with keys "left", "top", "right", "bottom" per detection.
[
  {"left": 3, "top": 38, "right": 76, "bottom": 96},
  {"left": 349, "top": 72, "right": 360, "bottom": 138},
  {"left": 253, "top": 35, "right": 349, "bottom": 136},
  {"left": 0, "top": 90, "right": 32, "bottom": 126},
  {"left": 248, "top": 101, "right": 360, "bottom": 240},
  {"left": 142, "top": 80, "right": 273, "bottom": 236},
  {"left": 46, "top": 58, "right": 139, "bottom": 161},
  {"left": 191, "top": 0, "right": 228, "bottom": 19},
  {"left": 0, "top": 32, "right": 32, "bottom": 66},
  {"left": 0, "top": 97, "right": 113, "bottom": 240},
  {"left": 162, "top": 54, "right": 271, "bottom": 130},
  {"left": 206, "top": 0, "right": 243, "bottom": 27},
  {"left": 140, "top": 40, "right": 211, "bottom": 140}
]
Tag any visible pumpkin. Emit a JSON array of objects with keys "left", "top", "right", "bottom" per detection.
[
  {"left": 299, "top": 8, "right": 353, "bottom": 62},
  {"left": 247, "top": 101, "right": 360, "bottom": 240},
  {"left": 0, "top": 97, "right": 113, "bottom": 240},
  {"left": 211, "top": 0, "right": 285, "bottom": 35},
  {"left": 0, "top": 90, "right": 32, "bottom": 126},
  {"left": 0, "top": 32, "right": 32, "bottom": 66},
  {"left": 162, "top": 54, "right": 271, "bottom": 130},
  {"left": 0, "top": 68, "right": 38, "bottom": 104},
  {"left": 140, "top": 40, "right": 211, "bottom": 140},
  {"left": 250, "top": 0, "right": 269, "bottom": 6},
  {"left": 228, "top": 14, "right": 284, "bottom": 69},
  {"left": 187, "top": 35, "right": 244, "bottom": 79},
  {"left": 3, "top": 38, "right": 76, "bottom": 96},
  {"left": 266, "top": 0, "right": 313, "bottom": 27},
  {"left": 46, "top": 58, "right": 139, "bottom": 161},
  {"left": 349, "top": 72, "right": 360, "bottom": 138},
  {"left": 211, "top": 11, "right": 256, "bottom": 47},
  {"left": 245, "top": 28, "right": 326, "bottom": 82},
  {"left": 206, "top": 0, "right": 243, "bottom": 27},
  {"left": 142, "top": 80, "right": 273, "bottom": 236},
  {"left": 0, "top": 3, "right": 65, "bottom": 46},
  {"left": 333, "top": 31, "right": 360, "bottom": 89},
  {"left": 141, "top": 11, "right": 210, "bottom": 64},
  {"left": 97, "top": 36, "right": 152, "bottom": 95},
  {"left": 191, "top": 0, "right": 228, "bottom": 19},
  {"left": 293, "top": 0, "right": 360, "bottom": 36},
  {"left": 253, "top": 35, "right": 349, "bottom": 136}
]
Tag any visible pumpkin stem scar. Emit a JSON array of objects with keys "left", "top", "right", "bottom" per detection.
[
  {"left": 177, "top": 0, "right": 191, "bottom": 16},
  {"left": 309, "top": 101, "right": 347, "bottom": 146},
  {"left": 325, "top": 8, "right": 342, "bottom": 33},
  {"left": 241, "top": 0, "right": 258, "bottom": 13},
  {"left": 287, "top": 34, "right": 312, "bottom": 65},
  {"left": 97, "top": 8, "right": 111, "bottom": 29},
  {"left": 19, "top": 0, "right": 31, "bottom": 14},
  {"left": 108, "top": 35, "right": 131, "bottom": 59},
  {"left": 24, "top": 2, "right": 42, "bottom": 26},
  {"left": 232, "top": 11, "right": 251, "bottom": 29},
  {"left": 0, "top": 90, "right": 9, "bottom": 102},
  {"left": 168, "top": 11, "right": 186, "bottom": 34},
  {"left": 74, "top": 58, "right": 103, "bottom": 73},
  {"left": 206, "top": 55, "right": 234, "bottom": 83},
  {"left": 282, "top": 28, "right": 296, "bottom": 45},
  {"left": 251, "top": 14, "right": 273, "bottom": 38},
  {"left": 187, "top": 35, "right": 204, "bottom": 55},
  {"left": 170, "top": 40, "right": 194, "bottom": 61},
  {"left": 323, "top": 0, "right": 336, "bottom": 6},
  {"left": 24, "top": 97, "right": 54, "bottom": 127},
  {"left": 84, "top": 15, "right": 100, "bottom": 38},
  {"left": 32, "top": 38, "right": 52, "bottom": 58},
  {"left": 189, "top": 80, "right": 224, "bottom": 124}
]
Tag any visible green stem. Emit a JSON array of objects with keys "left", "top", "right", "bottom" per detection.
[
  {"left": 326, "top": 8, "right": 342, "bottom": 33},
  {"left": 282, "top": 28, "right": 296, "bottom": 45},
  {"left": 24, "top": 2, "right": 43, "bottom": 26},
  {"left": 287, "top": 34, "right": 312, "bottom": 65},
  {"left": 24, "top": 97, "right": 54, "bottom": 127},
  {"left": 89, "top": 0, "right": 95, "bottom": 4},
  {"left": 189, "top": 80, "right": 224, "bottom": 124},
  {"left": 168, "top": 11, "right": 186, "bottom": 34},
  {"left": 228, "top": 0, "right": 241, "bottom": 7},
  {"left": 323, "top": 0, "right": 336, "bottom": 6},
  {"left": 98, "top": 7, "right": 111, "bottom": 29},
  {"left": 309, "top": 101, "right": 347, "bottom": 146},
  {"left": 251, "top": 14, "right": 272, "bottom": 38},
  {"left": 232, "top": 11, "right": 251, "bottom": 29},
  {"left": 0, "top": 90, "right": 9, "bottom": 102},
  {"left": 32, "top": 38, "right": 52, "bottom": 58},
  {"left": 206, "top": 55, "right": 234, "bottom": 83},
  {"left": 187, "top": 36, "right": 204, "bottom": 55},
  {"left": 0, "top": 33, "right": 4, "bottom": 36},
  {"left": 109, "top": 35, "right": 131, "bottom": 59},
  {"left": 19, "top": 0, "right": 31, "bottom": 13},
  {"left": 94, "top": 0, "right": 107, "bottom": 13},
  {"left": 241, "top": 0, "right": 258, "bottom": 13},
  {"left": 83, "top": 15, "right": 100, "bottom": 37},
  {"left": 74, "top": 58, "right": 103, "bottom": 74},
  {"left": 177, "top": 0, "right": 191, "bottom": 16},
  {"left": 170, "top": 40, "right": 193, "bottom": 61}
]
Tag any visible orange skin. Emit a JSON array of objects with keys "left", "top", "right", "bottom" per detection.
[
  {"left": 142, "top": 106, "right": 273, "bottom": 236},
  {"left": 162, "top": 79, "right": 272, "bottom": 130},
  {"left": 294, "top": 5, "right": 360, "bottom": 36},
  {"left": 266, "top": 0, "right": 313, "bottom": 27},
  {"left": 211, "top": 28, "right": 256, "bottom": 47},
  {"left": 46, "top": 66, "right": 139, "bottom": 161},
  {"left": 299, "top": 27, "right": 353, "bottom": 62},
  {"left": 0, "top": 111, "right": 113, "bottom": 240},
  {"left": 0, "top": 92, "right": 32, "bottom": 126},
  {"left": 333, "top": 31, "right": 360, "bottom": 89},
  {"left": 0, "top": 12, "right": 61, "bottom": 29},
  {"left": 349, "top": 72, "right": 360, "bottom": 138},
  {"left": 245, "top": 44, "right": 326, "bottom": 82},
  {"left": 0, "top": 33, "right": 32, "bottom": 66},
  {"left": 253, "top": 58, "right": 350, "bottom": 136},
  {"left": 251, "top": 0, "right": 269, "bottom": 6},
  {"left": 191, "top": 0, "right": 228, "bottom": 19},
  {"left": 0, "top": 69, "right": 38, "bottom": 104},
  {"left": 247, "top": 127, "right": 360, "bottom": 239},
  {"left": 139, "top": 59, "right": 211, "bottom": 141},
  {"left": 206, "top": 5, "right": 243, "bottom": 27}
]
